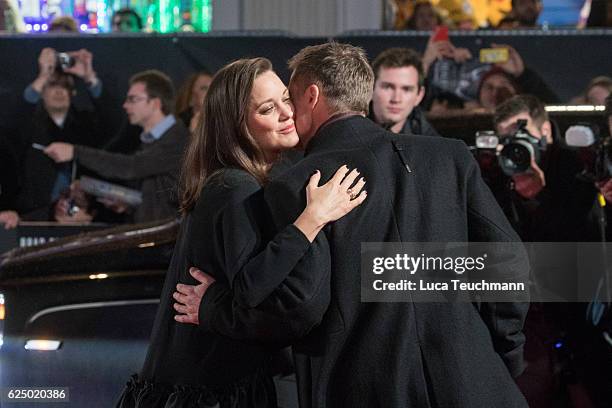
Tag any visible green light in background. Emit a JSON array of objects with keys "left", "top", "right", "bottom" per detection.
[
  {"left": 97, "top": 0, "right": 212, "bottom": 33},
  {"left": 158, "top": 0, "right": 169, "bottom": 32},
  {"left": 191, "top": 0, "right": 211, "bottom": 32}
]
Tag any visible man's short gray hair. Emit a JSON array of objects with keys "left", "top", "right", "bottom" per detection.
[{"left": 288, "top": 42, "right": 374, "bottom": 114}]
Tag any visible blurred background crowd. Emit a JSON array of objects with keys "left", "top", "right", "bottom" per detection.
[
  {"left": 0, "top": 0, "right": 611, "bottom": 34},
  {"left": 0, "top": 1, "right": 612, "bottom": 406}
]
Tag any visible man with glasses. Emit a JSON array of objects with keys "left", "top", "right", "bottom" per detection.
[{"left": 44, "top": 70, "right": 189, "bottom": 223}]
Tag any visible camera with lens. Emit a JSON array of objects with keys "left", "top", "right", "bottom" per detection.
[
  {"left": 473, "top": 120, "right": 547, "bottom": 176},
  {"left": 498, "top": 120, "right": 547, "bottom": 176},
  {"left": 565, "top": 123, "right": 611, "bottom": 182},
  {"left": 56, "top": 52, "right": 76, "bottom": 70}
]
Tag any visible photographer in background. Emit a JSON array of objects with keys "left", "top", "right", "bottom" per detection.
[
  {"left": 492, "top": 95, "right": 606, "bottom": 407},
  {"left": 0, "top": 69, "right": 105, "bottom": 228},
  {"left": 477, "top": 44, "right": 559, "bottom": 110},
  {"left": 24, "top": 47, "right": 102, "bottom": 105},
  {"left": 421, "top": 28, "right": 557, "bottom": 112},
  {"left": 584, "top": 93, "right": 612, "bottom": 405},
  {"left": 491, "top": 94, "right": 595, "bottom": 241},
  {"left": 594, "top": 96, "right": 612, "bottom": 219}
]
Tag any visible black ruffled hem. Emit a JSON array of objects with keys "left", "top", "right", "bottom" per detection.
[{"left": 115, "top": 371, "right": 277, "bottom": 408}]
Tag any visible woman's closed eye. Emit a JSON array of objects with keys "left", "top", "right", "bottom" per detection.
[{"left": 259, "top": 104, "right": 275, "bottom": 114}]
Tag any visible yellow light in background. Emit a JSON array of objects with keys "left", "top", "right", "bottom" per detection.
[
  {"left": 88, "top": 273, "right": 109, "bottom": 280},
  {"left": 138, "top": 242, "right": 156, "bottom": 248},
  {"left": 24, "top": 339, "right": 62, "bottom": 351},
  {"left": 403, "top": 0, "right": 513, "bottom": 28}
]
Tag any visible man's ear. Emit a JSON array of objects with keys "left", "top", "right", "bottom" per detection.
[
  {"left": 151, "top": 97, "right": 162, "bottom": 112},
  {"left": 415, "top": 86, "right": 426, "bottom": 107},
  {"left": 306, "top": 84, "right": 320, "bottom": 109}
]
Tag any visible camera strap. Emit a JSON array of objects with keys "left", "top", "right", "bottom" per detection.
[{"left": 392, "top": 141, "right": 412, "bottom": 174}]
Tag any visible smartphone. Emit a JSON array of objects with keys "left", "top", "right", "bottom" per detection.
[
  {"left": 479, "top": 48, "right": 509, "bottom": 64},
  {"left": 431, "top": 25, "right": 449, "bottom": 42}
]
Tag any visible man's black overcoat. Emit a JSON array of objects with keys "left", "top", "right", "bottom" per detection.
[{"left": 201, "top": 115, "right": 529, "bottom": 408}]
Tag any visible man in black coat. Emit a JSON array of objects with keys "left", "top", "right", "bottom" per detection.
[
  {"left": 176, "top": 43, "right": 529, "bottom": 407},
  {"left": 44, "top": 70, "right": 188, "bottom": 223}
]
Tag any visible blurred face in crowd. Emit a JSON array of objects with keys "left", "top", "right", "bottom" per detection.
[
  {"left": 412, "top": 4, "right": 438, "bottom": 31},
  {"left": 372, "top": 66, "right": 425, "bottom": 133},
  {"left": 512, "top": 0, "right": 542, "bottom": 26},
  {"left": 247, "top": 70, "right": 299, "bottom": 160},
  {"left": 586, "top": 85, "right": 611, "bottom": 106},
  {"left": 49, "top": 17, "right": 78, "bottom": 32},
  {"left": 479, "top": 74, "right": 517, "bottom": 109},
  {"left": 123, "top": 82, "right": 159, "bottom": 127},
  {"left": 495, "top": 111, "right": 552, "bottom": 144},
  {"left": 190, "top": 74, "right": 213, "bottom": 111},
  {"left": 42, "top": 84, "right": 71, "bottom": 114},
  {"left": 112, "top": 14, "right": 140, "bottom": 32}
]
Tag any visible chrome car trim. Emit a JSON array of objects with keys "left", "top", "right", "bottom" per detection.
[{"left": 27, "top": 299, "right": 160, "bottom": 325}]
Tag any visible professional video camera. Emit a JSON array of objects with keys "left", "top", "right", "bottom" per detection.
[{"left": 473, "top": 119, "right": 547, "bottom": 176}]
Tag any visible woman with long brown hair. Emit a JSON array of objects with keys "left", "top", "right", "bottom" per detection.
[{"left": 116, "top": 58, "right": 366, "bottom": 407}]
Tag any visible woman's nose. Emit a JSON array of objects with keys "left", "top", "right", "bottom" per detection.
[{"left": 279, "top": 102, "right": 293, "bottom": 119}]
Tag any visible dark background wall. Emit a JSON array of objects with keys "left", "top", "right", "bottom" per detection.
[
  {"left": 1, "top": 30, "right": 611, "bottom": 142},
  {"left": 339, "top": 30, "right": 612, "bottom": 103},
  {"left": 0, "top": 33, "right": 318, "bottom": 140}
]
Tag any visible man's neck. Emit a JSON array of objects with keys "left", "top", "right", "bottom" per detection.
[
  {"left": 299, "top": 109, "right": 329, "bottom": 149},
  {"left": 141, "top": 112, "right": 167, "bottom": 133},
  {"left": 303, "top": 110, "right": 364, "bottom": 149}
]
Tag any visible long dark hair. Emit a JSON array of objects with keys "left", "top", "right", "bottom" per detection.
[
  {"left": 175, "top": 70, "right": 212, "bottom": 115},
  {"left": 179, "top": 58, "right": 273, "bottom": 214}
]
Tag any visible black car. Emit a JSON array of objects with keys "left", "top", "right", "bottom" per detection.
[
  {"left": 0, "top": 219, "right": 177, "bottom": 407},
  {"left": 0, "top": 219, "right": 298, "bottom": 408}
]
